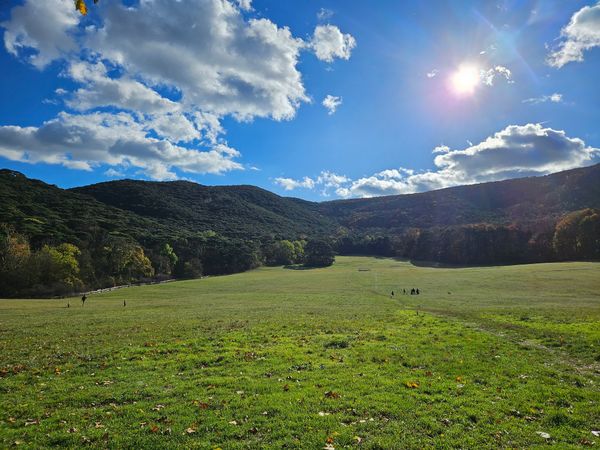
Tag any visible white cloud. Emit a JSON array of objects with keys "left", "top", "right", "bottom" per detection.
[
  {"left": 317, "top": 8, "right": 334, "bottom": 21},
  {"left": 311, "top": 25, "right": 356, "bottom": 62},
  {"left": 274, "top": 176, "right": 315, "bottom": 191},
  {"left": 317, "top": 171, "right": 350, "bottom": 187},
  {"left": 322, "top": 95, "right": 342, "bottom": 115},
  {"left": 480, "top": 65, "right": 512, "bottom": 86},
  {"left": 2, "top": 0, "right": 79, "bottom": 68},
  {"left": 0, "top": 0, "right": 356, "bottom": 180},
  {"left": 104, "top": 168, "right": 125, "bottom": 177},
  {"left": 0, "top": 112, "right": 243, "bottom": 181},
  {"left": 522, "top": 93, "right": 563, "bottom": 104},
  {"left": 426, "top": 69, "right": 438, "bottom": 78},
  {"left": 432, "top": 145, "right": 450, "bottom": 154},
  {"left": 547, "top": 2, "right": 600, "bottom": 68},
  {"left": 280, "top": 124, "right": 599, "bottom": 198},
  {"left": 235, "top": 0, "right": 252, "bottom": 11}
]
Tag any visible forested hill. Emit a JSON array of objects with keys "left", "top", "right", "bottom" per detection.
[
  {"left": 72, "top": 179, "right": 335, "bottom": 240},
  {"left": 0, "top": 170, "right": 335, "bottom": 246},
  {"left": 1, "top": 165, "right": 599, "bottom": 297},
  {"left": 320, "top": 163, "right": 600, "bottom": 231},
  {"left": 1, "top": 164, "right": 600, "bottom": 245}
]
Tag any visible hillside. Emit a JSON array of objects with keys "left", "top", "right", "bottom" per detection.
[
  {"left": 0, "top": 170, "right": 174, "bottom": 247},
  {"left": 320, "top": 164, "right": 600, "bottom": 231},
  {"left": 2, "top": 164, "right": 599, "bottom": 245},
  {"left": 72, "top": 179, "right": 336, "bottom": 240}
]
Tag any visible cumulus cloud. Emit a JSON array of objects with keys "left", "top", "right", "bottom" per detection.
[
  {"left": 279, "top": 124, "right": 599, "bottom": 198},
  {"left": 0, "top": 112, "right": 243, "bottom": 180},
  {"left": 274, "top": 176, "right": 316, "bottom": 191},
  {"left": 275, "top": 170, "right": 349, "bottom": 194},
  {"left": 322, "top": 95, "right": 342, "bottom": 115},
  {"left": 426, "top": 69, "right": 438, "bottom": 78},
  {"left": 2, "top": 0, "right": 79, "bottom": 68},
  {"left": 522, "top": 93, "right": 563, "bottom": 104},
  {"left": 311, "top": 25, "right": 356, "bottom": 62},
  {"left": 547, "top": 2, "right": 600, "bottom": 68},
  {"left": 0, "top": 0, "right": 356, "bottom": 180},
  {"left": 432, "top": 145, "right": 450, "bottom": 154}
]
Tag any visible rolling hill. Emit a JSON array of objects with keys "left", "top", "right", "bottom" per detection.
[{"left": 1, "top": 164, "right": 599, "bottom": 247}]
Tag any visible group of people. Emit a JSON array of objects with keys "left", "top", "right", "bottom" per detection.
[{"left": 390, "top": 288, "right": 420, "bottom": 297}]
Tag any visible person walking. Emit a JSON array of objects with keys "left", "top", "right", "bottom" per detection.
[{"left": 81, "top": 294, "right": 87, "bottom": 306}]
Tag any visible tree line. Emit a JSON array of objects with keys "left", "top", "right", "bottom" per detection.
[
  {"left": 332, "top": 208, "right": 600, "bottom": 265},
  {"left": 0, "top": 225, "right": 335, "bottom": 298},
  {"left": 1, "top": 208, "right": 597, "bottom": 297}
]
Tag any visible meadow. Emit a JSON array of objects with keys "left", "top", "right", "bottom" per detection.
[{"left": 1, "top": 256, "right": 599, "bottom": 449}]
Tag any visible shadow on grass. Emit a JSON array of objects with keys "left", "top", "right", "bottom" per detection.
[{"left": 283, "top": 264, "right": 321, "bottom": 270}]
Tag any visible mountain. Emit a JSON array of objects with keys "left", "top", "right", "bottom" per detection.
[
  {"left": 1, "top": 164, "right": 599, "bottom": 297},
  {"left": 0, "top": 170, "right": 335, "bottom": 247},
  {"left": 72, "top": 179, "right": 336, "bottom": 240},
  {"left": 319, "top": 164, "right": 600, "bottom": 232}
]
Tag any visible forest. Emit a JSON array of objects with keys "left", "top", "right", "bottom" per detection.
[{"left": 0, "top": 165, "right": 599, "bottom": 297}]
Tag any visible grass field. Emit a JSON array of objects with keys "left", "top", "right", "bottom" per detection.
[{"left": 1, "top": 256, "right": 599, "bottom": 449}]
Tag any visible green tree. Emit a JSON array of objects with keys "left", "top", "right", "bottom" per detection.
[
  {"left": 31, "top": 243, "right": 83, "bottom": 294},
  {"left": 304, "top": 239, "right": 335, "bottom": 267}
]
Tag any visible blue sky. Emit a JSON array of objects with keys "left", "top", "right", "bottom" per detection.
[{"left": 0, "top": 0, "right": 598, "bottom": 200}]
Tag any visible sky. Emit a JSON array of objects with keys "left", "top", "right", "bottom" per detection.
[{"left": 0, "top": 0, "right": 599, "bottom": 201}]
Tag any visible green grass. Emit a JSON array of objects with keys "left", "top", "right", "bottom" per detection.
[{"left": 1, "top": 256, "right": 599, "bottom": 449}]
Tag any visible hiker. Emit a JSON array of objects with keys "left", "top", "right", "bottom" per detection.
[
  {"left": 410, "top": 288, "right": 415, "bottom": 295},
  {"left": 403, "top": 288, "right": 406, "bottom": 295},
  {"left": 416, "top": 288, "right": 420, "bottom": 295},
  {"left": 391, "top": 290, "right": 394, "bottom": 297},
  {"left": 81, "top": 294, "right": 87, "bottom": 306},
  {"left": 123, "top": 300, "right": 126, "bottom": 307}
]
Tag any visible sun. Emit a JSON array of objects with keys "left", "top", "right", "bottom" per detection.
[{"left": 449, "top": 64, "right": 480, "bottom": 96}]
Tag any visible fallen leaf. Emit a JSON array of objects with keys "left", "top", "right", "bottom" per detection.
[
  {"left": 24, "top": 419, "right": 39, "bottom": 426},
  {"left": 75, "top": 0, "right": 87, "bottom": 15},
  {"left": 354, "top": 436, "right": 362, "bottom": 443},
  {"left": 405, "top": 381, "right": 419, "bottom": 389},
  {"left": 185, "top": 427, "right": 196, "bottom": 434},
  {"left": 228, "top": 420, "right": 238, "bottom": 425},
  {"left": 326, "top": 436, "right": 334, "bottom": 444},
  {"left": 536, "top": 431, "right": 551, "bottom": 439},
  {"left": 324, "top": 391, "right": 340, "bottom": 399},
  {"left": 283, "top": 384, "right": 289, "bottom": 391},
  {"left": 592, "top": 431, "right": 600, "bottom": 437},
  {"left": 149, "top": 425, "right": 159, "bottom": 433}
]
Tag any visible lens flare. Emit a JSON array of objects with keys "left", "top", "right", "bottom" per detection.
[{"left": 449, "top": 64, "right": 480, "bottom": 96}]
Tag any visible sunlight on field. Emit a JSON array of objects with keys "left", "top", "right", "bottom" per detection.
[{"left": 1, "top": 257, "right": 599, "bottom": 448}]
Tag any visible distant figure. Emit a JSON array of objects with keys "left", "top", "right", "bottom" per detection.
[
  {"left": 81, "top": 294, "right": 87, "bottom": 306},
  {"left": 67, "top": 301, "right": 70, "bottom": 308},
  {"left": 410, "top": 288, "right": 415, "bottom": 295},
  {"left": 403, "top": 289, "right": 406, "bottom": 295},
  {"left": 391, "top": 291, "right": 394, "bottom": 297},
  {"left": 123, "top": 300, "right": 126, "bottom": 307},
  {"left": 416, "top": 288, "right": 420, "bottom": 295}
]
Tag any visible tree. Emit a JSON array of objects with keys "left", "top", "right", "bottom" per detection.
[
  {"left": 264, "top": 240, "right": 295, "bottom": 266},
  {"left": 0, "top": 225, "right": 32, "bottom": 296},
  {"left": 304, "top": 239, "right": 335, "bottom": 267},
  {"left": 31, "top": 243, "right": 83, "bottom": 295},
  {"left": 553, "top": 209, "right": 600, "bottom": 260}
]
